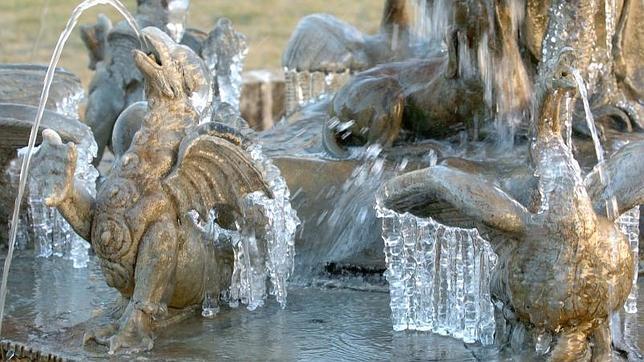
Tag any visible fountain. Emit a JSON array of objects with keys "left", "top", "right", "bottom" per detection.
[{"left": 0, "top": 0, "right": 642, "bottom": 360}]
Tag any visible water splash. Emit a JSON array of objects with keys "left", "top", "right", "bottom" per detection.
[
  {"left": 572, "top": 68, "right": 640, "bottom": 315},
  {"left": 376, "top": 202, "right": 498, "bottom": 345},
  {"left": 0, "top": 0, "right": 141, "bottom": 337},
  {"left": 571, "top": 69, "right": 618, "bottom": 219}
]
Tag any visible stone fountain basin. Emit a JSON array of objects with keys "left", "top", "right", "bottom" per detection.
[
  {"left": 0, "top": 103, "right": 93, "bottom": 245},
  {"left": 0, "top": 65, "right": 83, "bottom": 114},
  {"left": 1, "top": 252, "right": 642, "bottom": 361}
]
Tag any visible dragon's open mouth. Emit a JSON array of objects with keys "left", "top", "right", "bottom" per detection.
[
  {"left": 133, "top": 34, "right": 165, "bottom": 72},
  {"left": 134, "top": 47, "right": 162, "bottom": 70}
]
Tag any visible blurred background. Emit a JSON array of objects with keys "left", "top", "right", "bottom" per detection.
[{"left": 0, "top": 0, "right": 381, "bottom": 86}]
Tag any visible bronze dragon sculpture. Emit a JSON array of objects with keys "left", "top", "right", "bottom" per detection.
[{"left": 29, "top": 27, "right": 272, "bottom": 353}]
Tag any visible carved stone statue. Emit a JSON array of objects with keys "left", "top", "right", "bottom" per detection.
[
  {"left": 377, "top": 50, "right": 643, "bottom": 360},
  {"left": 30, "top": 27, "right": 272, "bottom": 353}
]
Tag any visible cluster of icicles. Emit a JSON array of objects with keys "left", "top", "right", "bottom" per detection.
[{"left": 7, "top": 79, "right": 97, "bottom": 269}]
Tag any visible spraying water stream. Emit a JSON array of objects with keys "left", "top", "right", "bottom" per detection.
[
  {"left": 571, "top": 68, "right": 639, "bottom": 316},
  {"left": 0, "top": 0, "right": 142, "bottom": 337}
]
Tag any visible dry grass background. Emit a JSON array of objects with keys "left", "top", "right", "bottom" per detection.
[{"left": 0, "top": 0, "right": 381, "bottom": 86}]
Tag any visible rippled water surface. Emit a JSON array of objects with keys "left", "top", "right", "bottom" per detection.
[{"left": 1, "top": 252, "right": 642, "bottom": 361}]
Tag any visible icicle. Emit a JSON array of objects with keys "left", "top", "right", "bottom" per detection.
[
  {"left": 376, "top": 202, "right": 498, "bottom": 345},
  {"left": 617, "top": 207, "right": 640, "bottom": 314}
]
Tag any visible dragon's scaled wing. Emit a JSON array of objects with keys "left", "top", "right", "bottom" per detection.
[
  {"left": 378, "top": 165, "right": 529, "bottom": 235},
  {"left": 163, "top": 122, "right": 270, "bottom": 220},
  {"left": 585, "top": 141, "right": 644, "bottom": 221}
]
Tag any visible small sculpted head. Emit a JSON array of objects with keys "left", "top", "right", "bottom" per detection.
[
  {"left": 545, "top": 48, "right": 577, "bottom": 92},
  {"left": 133, "top": 26, "right": 209, "bottom": 105}
]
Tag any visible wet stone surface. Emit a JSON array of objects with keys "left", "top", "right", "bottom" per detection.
[{"left": 1, "top": 252, "right": 642, "bottom": 361}]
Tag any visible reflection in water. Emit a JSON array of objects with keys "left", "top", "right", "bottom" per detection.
[{"left": 32, "top": 255, "right": 113, "bottom": 332}]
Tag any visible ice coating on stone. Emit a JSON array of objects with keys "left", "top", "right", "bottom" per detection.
[
  {"left": 194, "top": 119, "right": 299, "bottom": 312},
  {"left": 535, "top": 331, "right": 553, "bottom": 355},
  {"left": 241, "top": 143, "right": 300, "bottom": 308},
  {"left": 618, "top": 207, "right": 640, "bottom": 314},
  {"left": 202, "top": 18, "right": 247, "bottom": 114},
  {"left": 284, "top": 68, "right": 352, "bottom": 115},
  {"left": 5, "top": 160, "right": 30, "bottom": 251},
  {"left": 166, "top": 0, "right": 189, "bottom": 43},
  {"left": 228, "top": 221, "right": 267, "bottom": 311},
  {"left": 20, "top": 127, "right": 98, "bottom": 268},
  {"left": 376, "top": 202, "right": 498, "bottom": 345},
  {"left": 54, "top": 81, "right": 84, "bottom": 119}
]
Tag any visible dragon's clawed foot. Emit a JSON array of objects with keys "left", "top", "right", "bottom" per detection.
[
  {"left": 107, "top": 306, "right": 154, "bottom": 354},
  {"left": 82, "top": 322, "right": 118, "bottom": 346},
  {"left": 83, "top": 300, "right": 157, "bottom": 354}
]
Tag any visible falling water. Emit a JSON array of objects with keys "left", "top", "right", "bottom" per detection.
[
  {"left": 571, "top": 69, "right": 618, "bottom": 218},
  {"left": 0, "top": 0, "right": 142, "bottom": 337},
  {"left": 315, "top": 144, "right": 388, "bottom": 267},
  {"left": 408, "top": 0, "right": 450, "bottom": 50},
  {"left": 572, "top": 68, "right": 639, "bottom": 314}
]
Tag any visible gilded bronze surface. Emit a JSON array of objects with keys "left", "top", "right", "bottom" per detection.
[
  {"left": 378, "top": 51, "right": 642, "bottom": 361},
  {"left": 29, "top": 28, "right": 271, "bottom": 354},
  {"left": 289, "top": 0, "right": 643, "bottom": 149},
  {"left": 81, "top": 0, "right": 214, "bottom": 163}
]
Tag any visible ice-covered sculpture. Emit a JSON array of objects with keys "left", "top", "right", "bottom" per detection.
[
  {"left": 29, "top": 27, "right": 299, "bottom": 354},
  {"left": 377, "top": 50, "right": 643, "bottom": 360}
]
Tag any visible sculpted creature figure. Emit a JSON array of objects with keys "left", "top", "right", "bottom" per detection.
[
  {"left": 299, "top": 0, "right": 641, "bottom": 151},
  {"left": 325, "top": 53, "right": 486, "bottom": 153},
  {"left": 322, "top": 0, "right": 533, "bottom": 152},
  {"left": 30, "top": 27, "right": 271, "bottom": 353},
  {"left": 81, "top": 0, "right": 207, "bottom": 164},
  {"left": 282, "top": 0, "right": 413, "bottom": 73},
  {"left": 378, "top": 50, "right": 643, "bottom": 360}
]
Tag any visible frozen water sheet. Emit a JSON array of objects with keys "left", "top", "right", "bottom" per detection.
[{"left": 376, "top": 202, "right": 498, "bottom": 345}]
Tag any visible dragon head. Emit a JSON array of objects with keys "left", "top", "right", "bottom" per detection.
[{"left": 133, "top": 26, "right": 209, "bottom": 106}]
